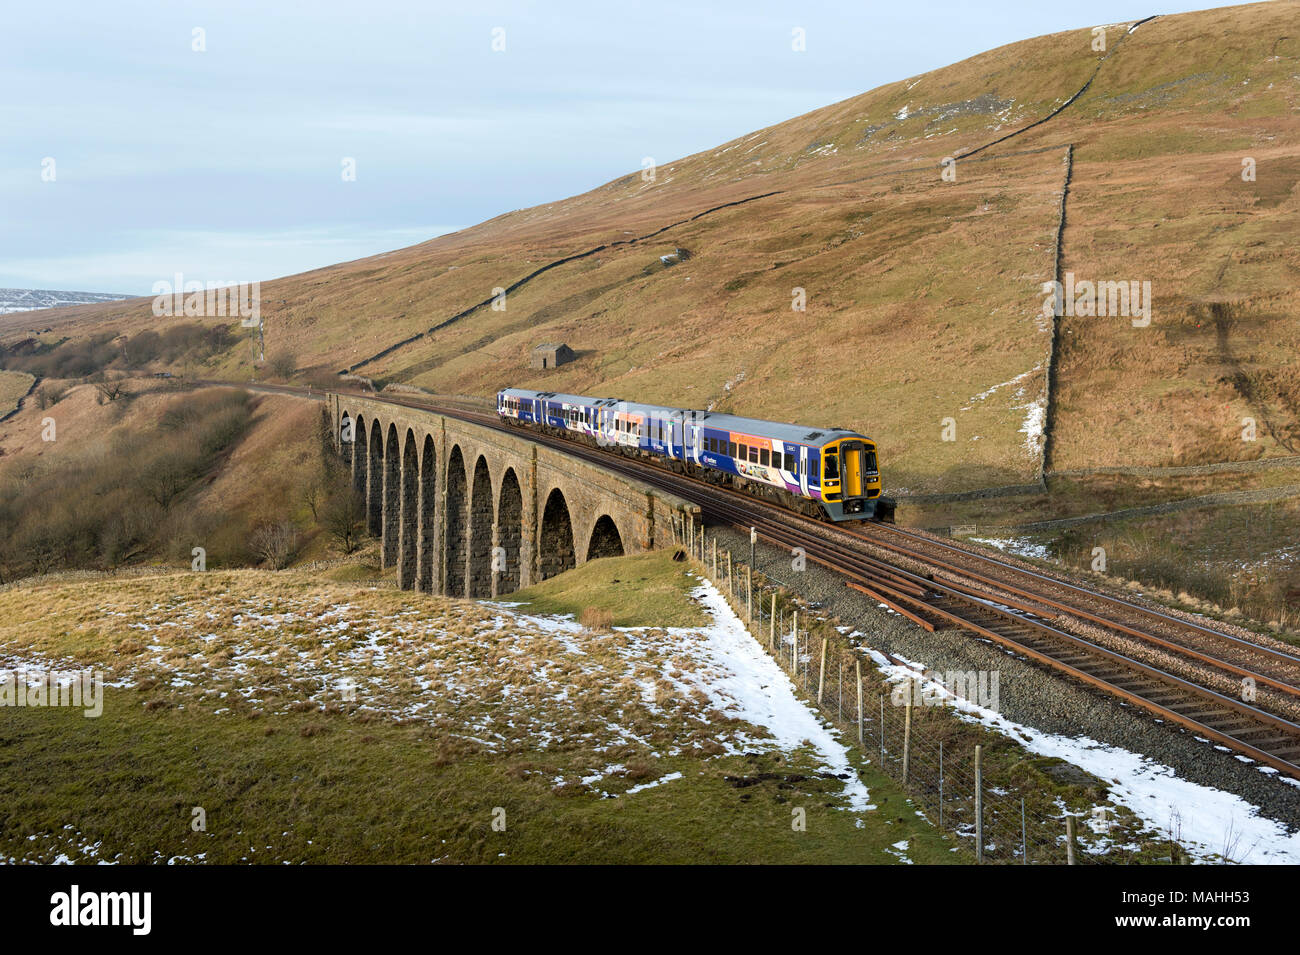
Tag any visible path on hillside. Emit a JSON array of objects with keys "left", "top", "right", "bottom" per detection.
[{"left": 345, "top": 189, "right": 781, "bottom": 375}]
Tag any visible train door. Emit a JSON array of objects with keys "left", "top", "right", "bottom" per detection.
[
  {"left": 840, "top": 441, "right": 866, "bottom": 498},
  {"left": 799, "top": 446, "right": 809, "bottom": 495}
]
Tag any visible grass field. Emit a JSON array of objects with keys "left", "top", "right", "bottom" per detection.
[
  {"left": 0, "top": 370, "right": 34, "bottom": 417},
  {"left": 0, "top": 555, "right": 956, "bottom": 864}
]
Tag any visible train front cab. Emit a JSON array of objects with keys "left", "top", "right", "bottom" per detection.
[{"left": 820, "top": 437, "right": 891, "bottom": 521}]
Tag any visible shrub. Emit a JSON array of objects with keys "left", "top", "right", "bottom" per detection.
[
  {"left": 579, "top": 607, "right": 614, "bottom": 630},
  {"left": 322, "top": 489, "right": 365, "bottom": 555},
  {"left": 249, "top": 520, "right": 301, "bottom": 569},
  {"left": 268, "top": 352, "right": 297, "bottom": 379}
]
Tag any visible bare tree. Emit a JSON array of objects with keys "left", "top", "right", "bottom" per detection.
[
  {"left": 268, "top": 352, "right": 297, "bottom": 379},
  {"left": 302, "top": 479, "right": 323, "bottom": 521},
  {"left": 92, "top": 373, "right": 128, "bottom": 403},
  {"left": 322, "top": 489, "right": 365, "bottom": 555},
  {"left": 250, "top": 520, "right": 301, "bottom": 569}
]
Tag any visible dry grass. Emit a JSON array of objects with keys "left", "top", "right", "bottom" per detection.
[
  {"left": 578, "top": 606, "right": 614, "bottom": 630},
  {"left": 0, "top": 370, "right": 34, "bottom": 416}
]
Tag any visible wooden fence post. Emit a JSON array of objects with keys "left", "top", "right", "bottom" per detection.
[
  {"left": 903, "top": 681, "right": 913, "bottom": 784},
  {"left": 975, "top": 744, "right": 984, "bottom": 865},
  {"left": 817, "top": 637, "right": 828, "bottom": 703},
  {"left": 746, "top": 567, "right": 752, "bottom": 623},
  {"left": 769, "top": 594, "right": 776, "bottom": 650},
  {"left": 855, "top": 658, "right": 863, "bottom": 746},
  {"left": 1022, "top": 799, "right": 1028, "bottom": 865},
  {"left": 1066, "top": 816, "right": 1076, "bottom": 866},
  {"left": 939, "top": 742, "right": 944, "bottom": 828}
]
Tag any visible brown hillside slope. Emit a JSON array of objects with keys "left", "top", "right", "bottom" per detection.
[{"left": 4, "top": 2, "right": 1297, "bottom": 492}]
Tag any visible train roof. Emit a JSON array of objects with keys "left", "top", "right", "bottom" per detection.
[{"left": 499, "top": 388, "right": 871, "bottom": 448}]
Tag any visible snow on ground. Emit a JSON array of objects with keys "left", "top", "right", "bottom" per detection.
[
  {"left": 962, "top": 364, "right": 1041, "bottom": 408},
  {"left": 885, "top": 839, "right": 913, "bottom": 864},
  {"left": 969, "top": 536, "right": 1052, "bottom": 561},
  {"left": 0, "top": 574, "right": 875, "bottom": 816},
  {"left": 959, "top": 363, "right": 1047, "bottom": 459},
  {"left": 626, "top": 772, "right": 683, "bottom": 795},
  {"left": 868, "top": 650, "right": 1300, "bottom": 864},
  {"left": 1019, "top": 395, "right": 1047, "bottom": 458},
  {"left": 667, "top": 578, "right": 874, "bottom": 812}
]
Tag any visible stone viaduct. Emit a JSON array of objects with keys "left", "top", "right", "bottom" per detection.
[{"left": 325, "top": 393, "right": 697, "bottom": 597}]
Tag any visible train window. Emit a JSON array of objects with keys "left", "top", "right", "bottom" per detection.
[
  {"left": 824, "top": 450, "right": 840, "bottom": 481},
  {"left": 866, "top": 451, "right": 878, "bottom": 472},
  {"left": 784, "top": 452, "right": 796, "bottom": 472},
  {"left": 760, "top": 448, "right": 770, "bottom": 466}
]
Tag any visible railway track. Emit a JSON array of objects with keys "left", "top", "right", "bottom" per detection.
[{"left": 228, "top": 381, "right": 1300, "bottom": 779}]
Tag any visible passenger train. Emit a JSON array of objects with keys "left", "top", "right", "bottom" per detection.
[{"left": 497, "top": 388, "right": 895, "bottom": 523}]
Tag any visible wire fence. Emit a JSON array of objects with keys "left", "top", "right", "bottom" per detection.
[{"left": 668, "top": 513, "right": 1183, "bottom": 865}]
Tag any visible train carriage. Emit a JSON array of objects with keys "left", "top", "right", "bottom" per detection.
[{"left": 497, "top": 388, "right": 893, "bottom": 522}]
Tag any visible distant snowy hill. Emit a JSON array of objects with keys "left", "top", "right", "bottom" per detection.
[{"left": 0, "top": 288, "right": 129, "bottom": 315}]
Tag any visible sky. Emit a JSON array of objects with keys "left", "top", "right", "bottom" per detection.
[{"left": 1, "top": 0, "right": 1227, "bottom": 295}]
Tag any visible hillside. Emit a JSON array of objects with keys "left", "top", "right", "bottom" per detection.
[
  {"left": 3, "top": 2, "right": 1297, "bottom": 493},
  {"left": 0, "top": 382, "right": 331, "bottom": 577}
]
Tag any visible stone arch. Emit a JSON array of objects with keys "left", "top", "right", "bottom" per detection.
[
  {"left": 352, "top": 416, "right": 368, "bottom": 503},
  {"left": 444, "top": 445, "right": 468, "bottom": 597},
  {"left": 382, "top": 422, "right": 400, "bottom": 568},
  {"left": 366, "top": 418, "right": 383, "bottom": 536},
  {"left": 496, "top": 468, "right": 523, "bottom": 595},
  {"left": 417, "top": 433, "right": 437, "bottom": 594},
  {"left": 468, "top": 456, "right": 494, "bottom": 598},
  {"left": 539, "top": 487, "right": 576, "bottom": 580},
  {"left": 398, "top": 428, "right": 418, "bottom": 589},
  {"left": 339, "top": 412, "right": 354, "bottom": 468},
  {"left": 586, "top": 515, "right": 624, "bottom": 561}
]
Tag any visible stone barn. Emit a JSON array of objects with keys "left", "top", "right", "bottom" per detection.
[{"left": 531, "top": 343, "right": 576, "bottom": 370}]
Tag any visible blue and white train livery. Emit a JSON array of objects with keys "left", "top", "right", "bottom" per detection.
[{"left": 497, "top": 388, "right": 893, "bottom": 522}]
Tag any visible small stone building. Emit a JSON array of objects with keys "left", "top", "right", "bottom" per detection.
[{"left": 531, "top": 343, "right": 576, "bottom": 370}]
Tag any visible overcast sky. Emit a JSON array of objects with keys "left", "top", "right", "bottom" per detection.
[{"left": 1, "top": 1, "right": 1223, "bottom": 294}]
